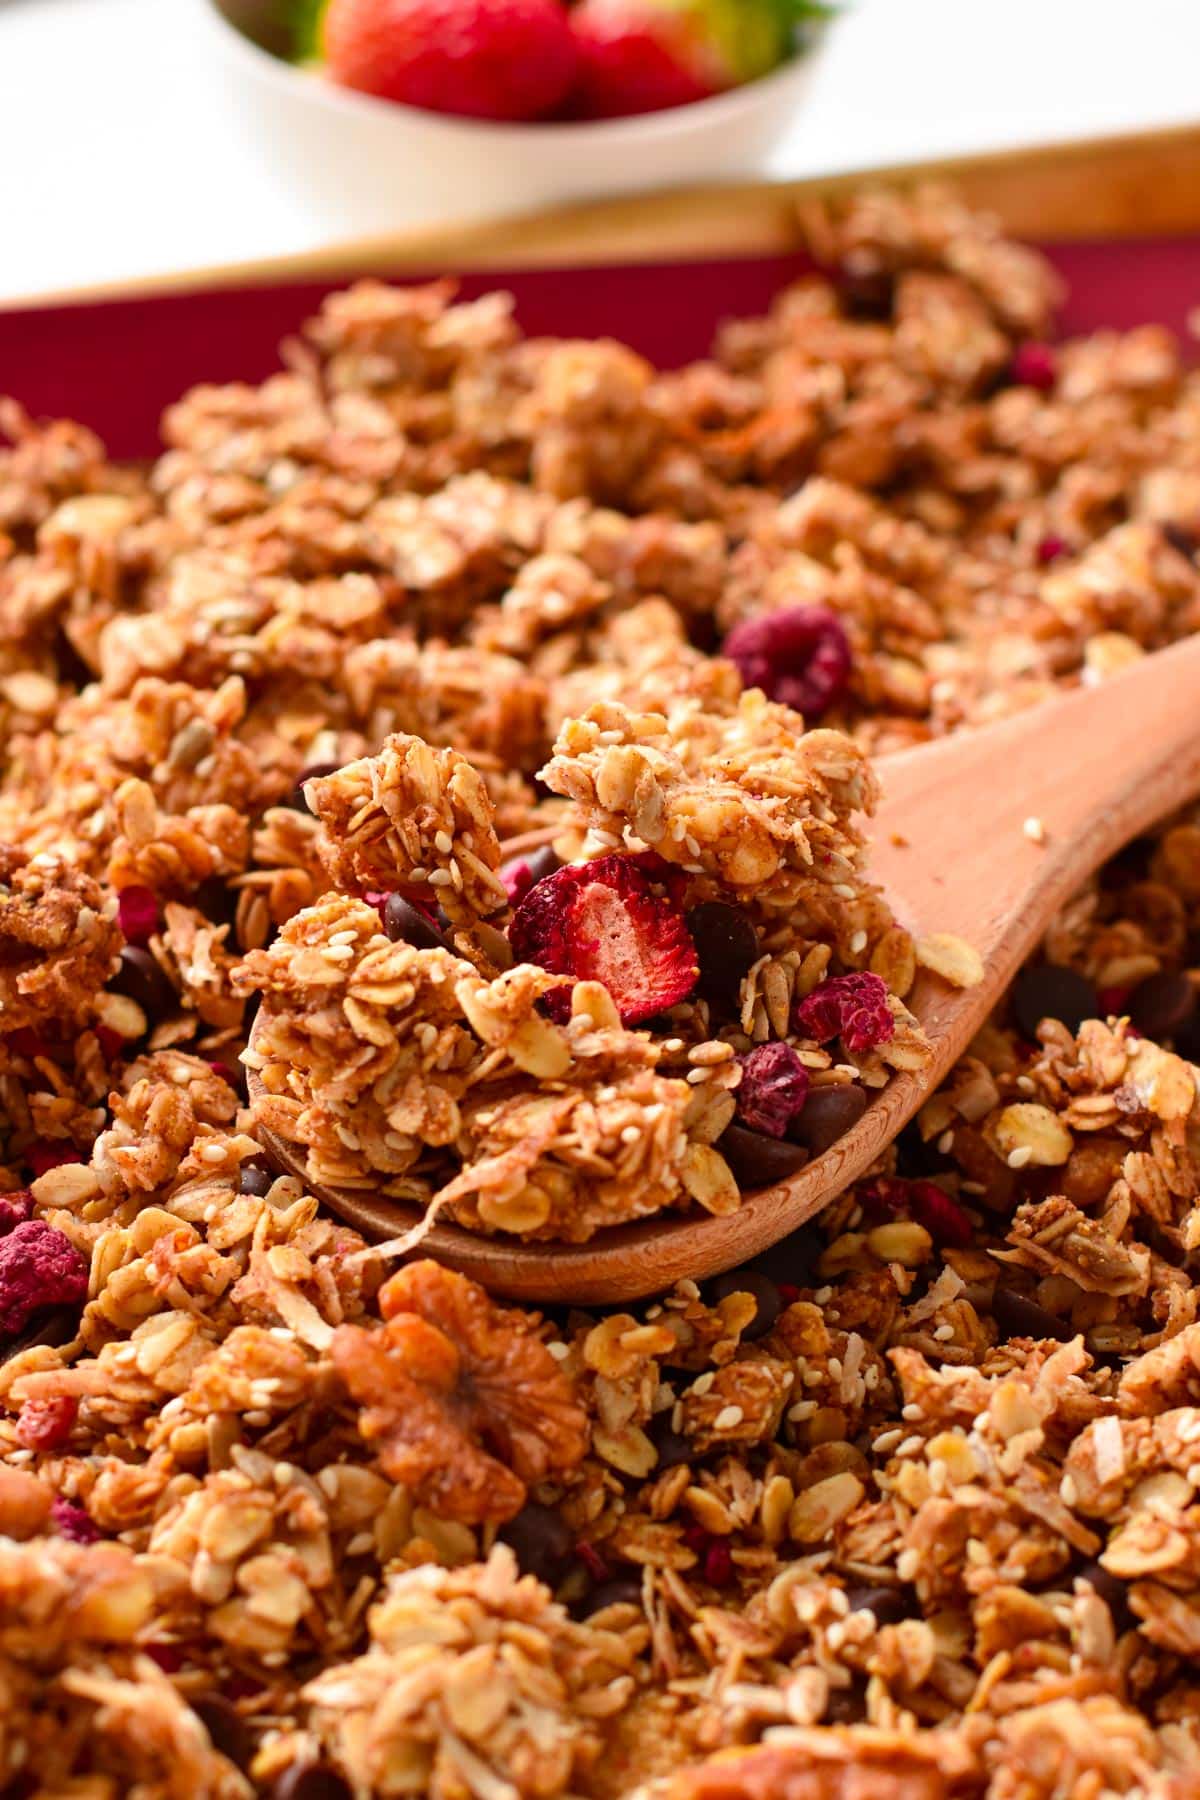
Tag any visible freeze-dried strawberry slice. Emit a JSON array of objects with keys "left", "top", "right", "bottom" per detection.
[{"left": 508, "top": 854, "right": 699, "bottom": 1026}]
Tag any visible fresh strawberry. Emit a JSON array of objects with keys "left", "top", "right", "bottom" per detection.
[
  {"left": 322, "top": 0, "right": 579, "bottom": 122},
  {"left": 508, "top": 855, "right": 699, "bottom": 1025},
  {"left": 569, "top": 0, "right": 820, "bottom": 118}
]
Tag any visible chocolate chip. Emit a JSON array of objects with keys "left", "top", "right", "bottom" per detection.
[
  {"left": 824, "top": 1675, "right": 868, "bottom": 1722},
  {"left": 193, "top": 1695, "right": 252, "bottom": 1770},
  {"left": 193, "top": 875, "right": 238, "bottom": 933},
  {"left": 649, "top": 1413, "right": 695, "bottom": 1470},
  {"left": 286, "top": 762, "right": 341, "bottom": 815},
  {"left": 1011, "top": 963, "right": 1098, "bottom": 1039},
  {"left": 789, "top": 1083, "right": 869, "bottom": 1155},
  {"left": 110, "top": 946, "right": 175, "bottom": 1024},
  {"left": 1128, "top": 970, "right": 1197, "bottom": 1043},
  {"left": 498, "top": 1501, "right": 575, "bottom": 1585},
  {"left": 0, "top": 1304, "right": 76, "bottom": 1366},
  {"left": 718, "top": 1123, "right": 809, "bottom": 1189},
  {"left": 1075, "top": 1560, "right": 1135, "bottom": 1632},
  {"left": 500, "top": 843, "right": 561, "bottom": 898},
  {"left": 1163, "top": 521, "right": 1198, "bottom": 561},
  {"left": 749, "top": 1223, "right": 820, "bottom": 1288},
  {"left": 706, "top": 1269, "right": 782, "bottom": 1340},
  {"left": 992, "top": 1285, "right": 1074, "bottom": 1343},
  {"left": 270, "top": 1766, "right": 352, "bottom": 1800},
  {"left": 686, "top": 902, "right": 759, "bottom": 1016},
  {"left": 238, "top": 1157, "right": 275, "bottom": 1198},
  {"left": 382, "top": 893, "right": 453, "bottom": 953},
  {"left": 581, "top": 1576, "right": 644, "bottom": 1617},
  {"left": 844, "top": 1583, "right": 913, "bottom": 1625}
]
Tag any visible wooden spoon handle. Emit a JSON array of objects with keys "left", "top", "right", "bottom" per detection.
[{"left": 869, "top": 631, "right": 1200, "bottom": 1059}]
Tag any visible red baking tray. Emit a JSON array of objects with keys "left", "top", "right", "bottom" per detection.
[{"left": 2, "top": 237, "right": 1199, "bottom": 462}]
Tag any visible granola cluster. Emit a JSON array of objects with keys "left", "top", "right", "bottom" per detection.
[{"left": 4, "top": 184, "right": 1200, "bottom": 1797}]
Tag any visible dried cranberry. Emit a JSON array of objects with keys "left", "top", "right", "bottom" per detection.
[
  {"left": 1098, "top": 984, "right": 1134, "bottom": 1016},
  {"left": 0, "top": 1221, "right": 89, "bottom": 1338},
  {"left": 0, "top": 1193, "right": 33, "bottom": 1236},
  {"left": 722, "top": 606, "right": 852, "bottom": 720},
  {"left": 7, "top": 1027, "right": 54, "bottom": 1059},
  {"left": 1036, "top": 534, "right": 1068, "bottom": 565},
  {"left": 509, "top": 855, "right": 698, "bottom": 1026},
  {"left": 51, "top": 1496, "right": 98, "bottom": 1543},
  {"left": 1010, "top": 341, "right": 1057, "bottom": 391},
  {"left": 144, "top": 1643, "right": 185, "bottom": 1673},
  {"left": 736, "top": 1043, "right": 810, "bottom": 1139},
  {"left": 703, "top": 1540, "right": 734, "bottom": 1587},
  {"left": 27, "top": 1143, "right": 81, "bottom": 1179},
  {"left": 794, "top": 972, "right": 894, "bottom": 1054},
  {"left": 907, "top": 1180, "right": 973, "bottom": 1249},
  {"left": 575, "top": 1540, "right": 610, "bottom": 1583},
  {"left": 116, "top": 885, "right": 160, "bottom": 946},
  {"left": 15, "top": 1393, "right": 78, "bottom": 1450},
  {"left": 94, "top": 1025, "right": 125, "bottom": 1063}
]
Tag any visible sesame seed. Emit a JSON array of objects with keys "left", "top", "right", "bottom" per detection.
[
  {"left": 1007, "top": 1145, "right": 1034, "bottom": 1169},
  {"left": 434, "top": 830, "right": 453, "bottom": 854},
  {"left": 713, "top": 1405, "right": 744, "bottom": 1431},
  {"left": 428, "top": 869, "right": 452, "bottom": 887},
  {"left": 691, "top": 1371, "right": 715, "bottom": 1396},
  {"left": 872, "top": 1428, "right": 903, "bottom": 1453},
  {"left": 1023, "top": 816, "right": 1047, "bottom": 844},
  {"left": 936, "top": 1129, "right": 954, "bottom": 1154},
  {"left": 933, "top": 1323, "right": 955, "bottom": 1342},
  {"left": 849, "top": 930, "right": 868, "bottom": 954}
]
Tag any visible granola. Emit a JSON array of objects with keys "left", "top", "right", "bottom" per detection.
[{"left": 4, "top": 183, "right": 1200, "bottom": 1798}]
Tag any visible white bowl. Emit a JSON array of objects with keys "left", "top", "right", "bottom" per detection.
[{"left": 202, "top": 0, "right": 821, "bottom": 237}]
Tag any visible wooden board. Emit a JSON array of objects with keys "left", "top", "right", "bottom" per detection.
[{"left": 10, "top": 123, "right": 1200, "bottom": 310}]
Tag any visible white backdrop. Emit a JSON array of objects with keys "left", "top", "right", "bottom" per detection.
[{"left": 2, "top": 0, "right": 1199, "bottom": 303}]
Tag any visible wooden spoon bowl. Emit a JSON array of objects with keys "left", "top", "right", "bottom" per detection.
[{"left": 247, "top": 633, "right": 1200, "bottom": 1302}]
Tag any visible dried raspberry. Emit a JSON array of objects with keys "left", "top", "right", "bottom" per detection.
[
  {"left": 721, "top": 606, "right": 852, "bottom": 720},
  {"left": 7, "top": 1027, "right": 54, "bottom": 1059},
  {"left": 0, "top": 1221, "right": 89, "bottom": 1338},
  {"left": 736, "top": 1043, "right": 810, "bottom": 1139},
  {"left": 144, "top": 1643, "right": 185, "bottom": 1674},
  {"left": 502, "top": 859, "right": 537, "bottom": 906},
  {"left": 27, "top": 1143, "right": 82, "bottom": 1179},
  {"left": 0, "top": 1192, "right": 33, "bottom": 1235},
  {"left": 508, "top": 854, "right": 699, "bottom": 1026},
  {"left": 117, "top": 885, "right": 160, "bottom": 946},
  {"left": 1010, "top": 341, "right": 1057, "bottom": 390},
  {"left": 15, "top": 1394, "right": 78, "bottom": 1451},
  {"left": 51, "top": 1496, "right": 98, "bottom": 1543},
  {"left": 794, "top": 972, "right": 895, "bottom": 1055},
  {"left": 1036, "top": 534, "right": 1068, "bottom": 565},
  {"left": 1098, "top": 985, "right": 1134, "bottom": 1016}
]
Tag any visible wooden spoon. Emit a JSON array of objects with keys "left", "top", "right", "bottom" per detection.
[{"left": 246, "top": 632, "right": 1200, "bottom": 1303}]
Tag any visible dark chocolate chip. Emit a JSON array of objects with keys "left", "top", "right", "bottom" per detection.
[
  {"left": 1075, "top": 1560, "right": 1135, "bottom": 1632},
  {"left": 649, "top": 1413, "right": 695, "bottom": 1470},
  {"left": 239, "top": 1157, "right": 276, "bottom": 1198},
  {"left": 1163, "top": 521, "right": 1199, "bottom": 561},
  {"left": 383, "top": 893, "right": 453, "bottom": 953},
  {"left": 992, "top": 1285, "right": 1074, "bottom": 1343},
  {"left": 686, "top": 902, "right": 760, "bottom": 1016},
  {"left": 286, "top": 762, "right": 341, "bottom": 815},
  {"left": 749, "top": 1223, "right": 820, "bottom": 1288},
  {"left": 110, "top": 946, "right": 175, "bottom": 1024},
  {"left": 193, "top": 875, "right": 238, "bottom": 933},
  {"left": 706, "top": 1269, "right": 782, "bottom": 1340},
  {"left": 270, "top": 1766, "right": 352, "bottom": 1800},
  {"left": 718, "top": 1123, "right": 809, "bottom": 1190},
  {"left": 0, "top": 1304, "right": 77, "bottom": 1366},
  {"left": 498, "top": 1501, "right": 575, "bottom": 1585},
  {"left": 581, "top": 1576, "right": 644, "bottom": 1617},
  {"left": 193, "top": 1695, "right": 252, "bottom": 1770},
  {"left": 1012, "top": 963, "right": 1098, "bottom": 1040},
  {"left": 844, "top": 1583, "right": 914, "bottom": 1625},
  {"left": 789, "top": 1083, "right": 869, "bottom": 1155},
  {"left": 824, "top": 1674, "right": 868, "bottom": 1722},
  {"left": 1128, "top": 970, "right": 1197, "bottom": 1042},
  {"left": 500, "top": 844, "right": 561, "bottom": 898}
]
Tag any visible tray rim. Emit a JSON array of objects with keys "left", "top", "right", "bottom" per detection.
[{"left": 6, "top": 120, "right": 1200, "bottom": 314}]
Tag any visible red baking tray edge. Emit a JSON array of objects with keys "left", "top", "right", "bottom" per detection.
[{"left": 1, "top": 239, "right": 1198, "bottom": 462}]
